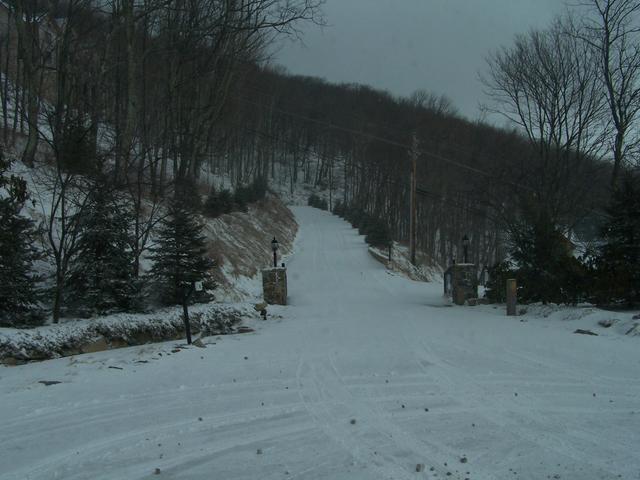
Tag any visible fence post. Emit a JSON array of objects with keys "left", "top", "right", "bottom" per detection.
[{"left": 506, "top": 278, "right": 517, "bottom": 316}]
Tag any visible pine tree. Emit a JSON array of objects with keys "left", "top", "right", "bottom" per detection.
[
  {"left": 148, "top": 200, "right": 214, "bottom": 306},
  {"left": 249, "top": 176, "right": 268, "bottom": 202},
  {"left": 218, "top": 189, "right": 234, "bottom": 215},
  {"left": 66, "top": 177, "right": 136, "bottom": 316},
  {"left": 509, "top": 212, "right": 587, "bottom": 305},
  {"left": 365, "top": 218, "right": 392, "bottom": 248},
  {"left": 234, "top": 185, "right": 250, "bottom": 212},
  {"left": 0, "top": 152, "right": 42, "bottom": 326},
  {"left": 597, "top": 175, "right": 640, "bottom": 305},
  {"left": 0, "top": 198, "right": 42, "bottom": 326}
]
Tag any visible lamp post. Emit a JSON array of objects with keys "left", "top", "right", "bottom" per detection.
[
  {"left": 462, "top": 234, "right": 470, "bottom": 264},
  {"left": 271, "top": 237, "right": 279, "bottom": 268}
]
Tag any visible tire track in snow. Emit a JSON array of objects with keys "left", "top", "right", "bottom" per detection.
[
  {"left": 409, "top": 339, "right": 626, "bottom": 479},
  {"left": 296, "top": 353, "right": 473, "bottom": 480},
  {"left": 3, "top": 406, "right": 310, "bottom": 480}
]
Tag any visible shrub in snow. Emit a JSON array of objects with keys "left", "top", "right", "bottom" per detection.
[
  {"left": 484, "top": 261, "right": 515, "bottom": 303},
  {"left": 346, "top": 206, "right": 366, "bottom": 228},
  {"left": 217, "top": 189, "right": 235, "bottom": 215},
  {"left": 204, "top": 178, "right": 267, "bottom": 219},
  {"left": 332, "top": 200, "right": 345, "bottom": 217},
  {"left": 234, "top": 185, "right": 250, "bottom": 212},
  {"left": 364, "top": 218, "right": 391, "bottom": 249},
  {"left": 203, "top": 186, "right": 223, "bottom": 218},
  {"left": 307, "top": 193, "right": 327, "bottom": 210}
]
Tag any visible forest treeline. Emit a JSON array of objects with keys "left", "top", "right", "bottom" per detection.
[{"left": 1, "top": 0, "right": 639, "bottom": 327}]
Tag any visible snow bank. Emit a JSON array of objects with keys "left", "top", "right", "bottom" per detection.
[
  {"left": 369, "top": 242, "right": 440, "bottom": 282},
  {"left": 0, "top": 302, "right": 259, "bottom": 365},
  {"left": 509, "top": 302, "right": 640, "bottom": 337}
]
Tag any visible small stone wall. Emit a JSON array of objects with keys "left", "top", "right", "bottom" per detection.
[{"left": 262, "top": 267, "right": 288, "bottom": 305}]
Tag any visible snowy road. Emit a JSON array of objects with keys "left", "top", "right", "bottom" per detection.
[{"left": 1, "top": 207, "right": 639, "bottom": 480}]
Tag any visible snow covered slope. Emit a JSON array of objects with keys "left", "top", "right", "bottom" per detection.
[{"left": 0, "top": 207, "right": 638, "bottom": 480}]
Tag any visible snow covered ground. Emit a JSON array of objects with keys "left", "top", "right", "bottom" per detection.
[{"left": 1, "top": 207, "right": 639, "bottom": 480}]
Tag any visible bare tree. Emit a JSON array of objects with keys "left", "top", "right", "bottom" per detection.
[
  {"left": 577, "top": 0, "right": 640, "bottom": 186},
  {"left": 409, "top": 89, "right": 458, "bottom": 117},
  {"left": 11, "top": 0, "right": 47, "bottom": 166},
  {"left": 483, "top": 17, "right": 607, "bottom": 226}
]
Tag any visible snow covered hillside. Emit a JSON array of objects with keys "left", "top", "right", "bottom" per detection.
[{"left": 1, "top": 207, "right": 639, "bottom": 480}]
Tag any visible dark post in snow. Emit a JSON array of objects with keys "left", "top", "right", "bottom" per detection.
[
  {"left": 181, "top": 281, "right": 203, "bottom": 345},
  {"left": 409, "top": 133, "right": 418, "bottom": 266},
  {"left": 181, "top": 283, "right": 194, "bottom": 344},
  {"left": 506, "top": 278, "right": 517, "bottom": 316},
  {"left": 271, "top": 237, "right": 279, "bottom": 268}
]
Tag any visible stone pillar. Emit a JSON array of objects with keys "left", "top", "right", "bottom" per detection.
[
  {"left": 451, "top": 264, "right": 478, "bottom": 306},
  {"left": 262, "top": 267, "right": 288, "bottom": 305}
]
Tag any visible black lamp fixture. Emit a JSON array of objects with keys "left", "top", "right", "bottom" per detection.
[
  {"left": 462, "top": 234, "right": 470, "bottom": 264},
  {"left": 271, "top": 237, "right": 279, "bottom": 268}
]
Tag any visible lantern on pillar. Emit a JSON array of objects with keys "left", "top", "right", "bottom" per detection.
[
  {"left": 462, "top": 234, "right": 470, "bottom": 264},
  {"left": 271, "top": 237, "right": 279, "bottom": 268}
]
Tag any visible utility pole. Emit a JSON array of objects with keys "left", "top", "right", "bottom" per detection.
[
  {"left": 409, "top": 133, "right": 418, "bottom": 265},
  {"left": 329, "top": 156, "right": 333, "bottom": 212}
]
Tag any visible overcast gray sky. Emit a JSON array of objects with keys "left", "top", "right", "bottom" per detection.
[{"left": 274, "top": 0, "right": 566, "bottom": 121}]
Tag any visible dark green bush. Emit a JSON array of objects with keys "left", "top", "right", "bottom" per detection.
[
  {"left": 365, "top": 218, "right": 392, "bottom": 248},
  {"left": 484, "top": 261, "right": 516, "bottom": 303},
  {"left": 307, "top": 194, "right": 328, "bottom": 210}
]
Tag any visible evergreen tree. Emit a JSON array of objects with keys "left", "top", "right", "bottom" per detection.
[
  {"left": 0, "top": 152, "right": 42, "bottom": 326},
  {"left": 234, "top": 185, "right": 250, "bottom": 212},
  {"left": 203, "top": 186, "right": 223, "bottom": 218},
  {"left": 0, "top": 198, "right": 42, "bottom": 326},
  {"left": 248, "top": 176, "right": 268, "bottom": 202},
  {"left": 218, "top": 189, "right": 234, "bottom": 214},
  {"left": 365, "top": 218, "right": 392, "bottom": 248},
  {"left": 509, "top": 212, "right": 587, "bottom": 304},
  {"left": 596, "top": 175, "right": 640, "bottom": 305},
  {"left": 484, "top": 261, "right": 516, "bottom": 303},
  {"left": 148, "top": 200, "right": 214, "bottom": 306},
  {"left": 66, "top": 177, "right": 136, "bottom": 316},
  {"left": 332, "top": 200, "right": 345, "bottom": 217}
]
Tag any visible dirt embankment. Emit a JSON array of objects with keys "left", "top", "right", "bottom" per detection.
[{"left": 205, "top": 195, "right": 298, "bottom": 301}]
